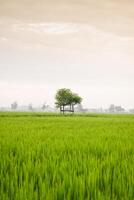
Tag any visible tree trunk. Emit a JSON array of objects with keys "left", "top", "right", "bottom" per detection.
[
  {"left": 72, "top": 104, "right": 74, "bottom": 113},
  {"left": 63, "top": 105, "right": 64, "bottom": 114}
]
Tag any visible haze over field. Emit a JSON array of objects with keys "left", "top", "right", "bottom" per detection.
[{"left": 0, "top": 0, "right": 134, "bottom": 108}]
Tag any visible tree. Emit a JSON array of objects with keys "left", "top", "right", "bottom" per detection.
[
  {"left": 109, "top": 104, "right": 115, "bottom": 113},
  {"left": 11, "top": 101, "right": 18, "bottom": 110},
  {"left": 42, "top": 102, "right": 47, "bottom": 111},
  {"left": 115, "top": 106, "right": 125, "bottom": 113},
  {"left": 42, "top": 103, "right": 50, "bottom": 112},
  {"left": 71, "top": 93, "right": 82, "bottom": 107},
  {"left": 28, "top": 103, "right": 33, "bottom": 111},
  {"left": 55, "top": 88, "right": 82, "bottom": 114}
]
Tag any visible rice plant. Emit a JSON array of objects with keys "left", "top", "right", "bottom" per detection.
[{"left": 0, "top": 113, "right": 134, "bottom": 200}]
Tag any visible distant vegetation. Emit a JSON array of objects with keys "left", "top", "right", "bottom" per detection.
[{"left": 0, "top": 113, "right": 134, "bottom": 199}]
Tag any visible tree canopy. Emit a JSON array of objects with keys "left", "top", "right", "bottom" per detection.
[{"left": 55, "top": 88, "right": 82, "bottom": 113}]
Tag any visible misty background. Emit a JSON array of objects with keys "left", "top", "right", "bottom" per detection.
[{"left": 0, "top": 0, "right": 134, "bottom": 109}]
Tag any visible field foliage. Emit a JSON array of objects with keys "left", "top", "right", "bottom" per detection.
[{"left": 0, "top": 113, "right": 134, "bottom": 200}]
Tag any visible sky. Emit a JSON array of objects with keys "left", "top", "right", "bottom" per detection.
[{"left": 0, "top": 0, "right": 134, "bottom": 109}]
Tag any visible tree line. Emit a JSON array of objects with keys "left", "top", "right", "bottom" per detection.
[{"left": 10, "top": 88, "right": 82, "bottom": 114}]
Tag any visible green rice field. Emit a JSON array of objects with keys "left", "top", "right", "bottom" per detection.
[{"left": 0, "top": 112, "right": 134, "bottom": 200}]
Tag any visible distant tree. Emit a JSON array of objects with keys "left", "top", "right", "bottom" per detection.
[
  {"left": 108, "top": 104, "right": 125, "bottom": 113},
  {"left": 129, "top": 109, "right": 134, "bottom": 113},
  {"left": 28, "top": 104, "right": 33, "bottom": 111},
  {"left": 11, "top": 101, "right": 18, "bottom": 110},
  {"left": 42, "top": 103, "right": 47, "bottom": 111},
  {"left": 115, "top": 106, "right": 125, "bottom": 113},
  {"left": 41, "top": 103, "right": 50, "bottom": 111},
  {"left": 109, "top": 104, "right": 115, "bottom": 113},
  {"left": 55, "top": 88, "right": 82, "bottom": 114}
]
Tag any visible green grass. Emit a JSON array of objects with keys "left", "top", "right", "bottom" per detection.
[{"left": 0, "top": 112, "right": 134, "bottom": 200}]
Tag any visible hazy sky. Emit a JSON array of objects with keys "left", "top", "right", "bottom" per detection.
[{"left": 0, "top": 0, "right": 134, "bottom": 109}]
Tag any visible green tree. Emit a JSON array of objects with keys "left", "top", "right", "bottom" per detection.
[
  {"left": 55, "top": 88, "right": 82, "bottom": 113},
  {"left": 70, "top": 93, "right": 82, "bottom": 111}
]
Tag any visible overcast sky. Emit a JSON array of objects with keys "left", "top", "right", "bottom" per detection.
[{"left": 0, "top": 0, "right": 134, "bottom": 109}]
